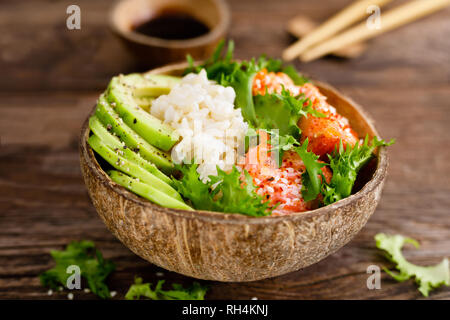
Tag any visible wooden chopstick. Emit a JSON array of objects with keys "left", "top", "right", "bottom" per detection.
[
  {"left": 300, "top": 0, "right": 450, "bottom": 62},
  {"left": 287, "top": 15, "right": 368, "bottom": 59},
  {"left": 282, "top": 0, "right": 394, "bottom": 61}
]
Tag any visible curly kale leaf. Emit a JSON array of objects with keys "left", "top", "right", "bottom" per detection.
[
  {"left": 293, "top": 138, "right": 327, "bottom": 202},
  {"left": 253, "top": 88, "right": 325, "bottom": 138},
  {"left": 40, "top": 241, "right": 115, "bottom": 299},
  {"left": 171, "top": 163, "right": 216, "bottom": 212},
  {"left": 321, "top": 135, "right": 395, "bottom": 206},
  {"left": 125, "top": 277, "right": 208, "bottom": 300},
  {"left": 172, "top": 164, "right": 271, "bottom": 217}
]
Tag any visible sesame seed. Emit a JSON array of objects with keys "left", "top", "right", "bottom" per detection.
[
  {"left": 47, "top": 289, "right": 53, "bottom": 296},
  {"left": 110, "top": 291, "right": 117, "bottom": 298},
  {"left": 67, "top": 293, "right": 74, "bottom": 300},
  {"left": 84, "top": 288, "right": 90, "bottom": 293},
  {"left": 156, "top": 272, "right": 164, "bottom": 277},
  {"left": 251, "top": 297, "right": 258, "bottom": 300}
]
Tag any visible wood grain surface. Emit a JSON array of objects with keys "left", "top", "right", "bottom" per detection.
[{"left": 0, "top": 0, "right": 449, "bottom": 300}]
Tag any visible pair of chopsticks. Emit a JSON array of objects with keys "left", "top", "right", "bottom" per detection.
[{"left": 283, "top": 0, "right": 450, "bottom": 62}]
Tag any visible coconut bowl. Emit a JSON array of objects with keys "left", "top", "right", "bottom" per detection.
[{"left": 79, "top": 62, "right": 388, "bottom": 282}]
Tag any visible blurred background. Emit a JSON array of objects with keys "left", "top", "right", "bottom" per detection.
[{"left": 0, "top": 0, "right": 449, "bottom": 299}]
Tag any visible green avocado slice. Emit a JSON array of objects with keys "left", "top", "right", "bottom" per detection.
[
  {"left": 108, "top": 170, "right": 192, "bottom": 211},
  {"left": 88, "top": 134, "right": 182, "bottom": 202},
  {"left": 88, "top": 115, "right": 173, "bottom": 186},
  {"left": 106, "top": 75, "right": 180, "bottom": 151},
  {"left": 122, "top": 73, "right": 181, "bottom": 98},
  {"left": 95, "top": 95, "right": 174, "bottom": 174}
]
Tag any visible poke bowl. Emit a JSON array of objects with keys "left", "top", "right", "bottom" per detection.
[{"left": 80, "top": 44, "right": 390, "bottom": 282}]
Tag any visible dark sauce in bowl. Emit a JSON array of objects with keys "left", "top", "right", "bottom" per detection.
[{"left": 132, "top": 10, "right": 210, "bottom": 40}]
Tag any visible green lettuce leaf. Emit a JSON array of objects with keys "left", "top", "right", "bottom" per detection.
[
  {"left": 293, "top": 138, "right": 326, "bottom": 202},
  {"left": 375, "top": 233, "right": 450, "bottom": 296},
  {"left": 172, "top": 164, "right": 271, "bottom": 217},
  {"left": 225, "top": 67, "right": 259, "bottom": 125},
  {"left": 265, "top": 129, "right": 299, "bottom": 163},
  {"left": 125, "top": 277, "right": 207, "bottom": 300},
  {"left": 321, "top": 135, "right": 395, "bottom": 206},
  {"left": 170, "top": 162, "right": 216, "bottom": 212},
  {"left": 40, "top": 241, "right": 115, "bottom": 299},
  {"left": 253, "top": 88, "right": 324, "bottom": 138},
  {"left": 281, "top": 65, "right": 309, "bottom": 85}
]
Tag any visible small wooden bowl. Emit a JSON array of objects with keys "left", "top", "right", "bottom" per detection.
[
  {"left": 110, "top": 0, "right": 230, "bottom": 67},
  {"left": 79, "top": 62, "right": 388, "bottom": 282}
]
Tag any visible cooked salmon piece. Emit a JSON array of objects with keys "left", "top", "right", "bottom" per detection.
[
  {"left": 252, "top": 68, "right": 300, "bottom": 96},
  {"left": 252, "top": 69, "right": 359, "bottom": 158},
  {"left": 240, "top": 131, "right": 332, "bottom": 216},
  {"left": 297, "top": 83, "right": 359, "bottom": 158}
]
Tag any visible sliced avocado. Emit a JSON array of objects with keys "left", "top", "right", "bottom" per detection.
[
  {"left": 95, "top": 95, "right": 173, "bottom": 173},
  {"left": 106, "top": 76, "right": 180, "bottom": 151},
  {"left": 88, "top": 135, "right": 183, "bottom": 201},
  {"left": 134, "top": 96, "right": 154, "bottom": 112},
  {"left": 108, "top": 170, "right": 192, "bottom": 211},
  {"left": 135, "top": 74, "right": 181, "bottom": 97},
  {"left": 89, "top": 115, "right": 173, "bottom": 186},
  {"left": 118, "top": 73, "right": 180, "bottom": 98}
]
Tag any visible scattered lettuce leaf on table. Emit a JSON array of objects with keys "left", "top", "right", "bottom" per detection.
[
  {"left": 375, "top": 233, "right": 450, "bottom": 297},
  {"left": 172, "top": 164, "right": 272, "bottom": 217},
  {"left": 125, "top": 277, "right": 207, "bottom": 300},
  {"left": 40, "top": 241, "right": 116, "bottom": 299}
]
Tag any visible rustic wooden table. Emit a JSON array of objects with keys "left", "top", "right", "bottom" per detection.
[{"left": 1, "top": 0, "right": 449, "bottom": 300}]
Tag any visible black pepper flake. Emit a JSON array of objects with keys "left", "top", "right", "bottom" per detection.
[
  {"left": 106, "top": 124, "right": 112, "bottom": 131},
  {"left": 267, "top": 177, "right": 275, "bottom": 181},
  {"left": 133, "top": 118, "right": 137, "bottom": 124},
  {"left": 123, "top": 145, "right": 127, "bottom": 149}
]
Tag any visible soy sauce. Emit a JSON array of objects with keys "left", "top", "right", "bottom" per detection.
[{"left": 132, "top": 10, "right": 210, "bottom": 40}]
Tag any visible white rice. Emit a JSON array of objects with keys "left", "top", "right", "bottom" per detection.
[{"left": 151, "top": 69, "right": 248, "bottom": 182}]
